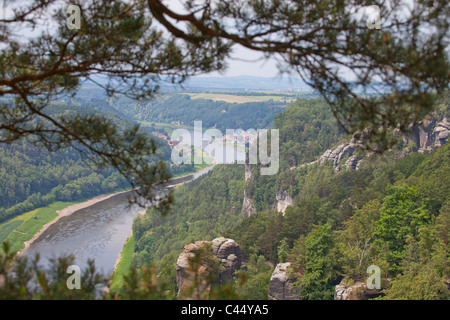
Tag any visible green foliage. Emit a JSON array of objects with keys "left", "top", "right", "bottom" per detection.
[
  {"left": 383, "top": 263, "right": 449, "bottom": 300},
  {"left": 297, "top": 224, "right": 339, "bottom": 300},
  {"left": 109, "top": 236, "right": 136, "bottom": 293},
  {"left": 225, "top": 95, "right": 449, "bottom": 299},
  {"left": 1, "top": 87, "right": 449, "bottom": 300},
  {"left": 0, "top": 141, "right": 128, "bottom": 223},
  {"left": 131, "top": 165, "right": 246, "bottom": 274},
  {"left": 337, "top": 200, "right": 381, "bottom": 280},
  {"left": 109, "top": 93, "right": 285, "bottom": 132},
  {"left": 408, "top": 143, "right": 450, "bottom": 215},
  {"left": 0, "top": 202, "right": 74, "bottom": 254},
  {"left": 108, "top": 265, "right": 175, "bottom": 300},
  {"left": 373, "top": 185, "right": 432, "bottom": 276},
  {"left": 382, "top": 224, "right": 449, "bottom": 300},
  {"left": 234, "top": 255, "right": 273, "bottom": 300},
  {"left": 277, "top": 238, "right": 289, "bottom": 263},
  {"left": 273, "top": 98, "right": 342, "bottom": 169},
  {"left": 0, "top": 242, "right": 105, "bottom": 300},
  {"left": 0, "top": 101, "right": 175, "bottom": 222}
]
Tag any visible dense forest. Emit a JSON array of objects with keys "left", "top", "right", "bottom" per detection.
[
  {"left": 0, "top": 85, "right": 295, "bottom": 228},
  {"left": 106, "top": 93, "right": 287, "bottom": 131},
  {"left": 124, "top": 95, "right": 449, "bottom": 300},
  {"left": 0, "top": 102, "right": 171, "bottom": 223},
  {"left": 1, "top": 0, "right": 449, "bottom": 303},
  {"left": 1, "top": 90, "right": 448, "bottom": 300}
]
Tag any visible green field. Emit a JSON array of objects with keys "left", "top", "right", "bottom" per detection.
[{"left": 0, "top": 201, "right": 74, "bottom": 254}]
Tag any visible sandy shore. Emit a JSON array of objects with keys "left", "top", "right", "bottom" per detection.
[{"left": 17, "top": 189, "right": 133, "bottom": 258}]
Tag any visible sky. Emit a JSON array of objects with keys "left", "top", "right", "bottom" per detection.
[
  {"left": 201, "top": 45, "right": 281, "bottom": 78},
  {"left": 0, "top": 0, "right": 281, "bottom": 78},
  {"left": 162, "top": 0, "right": 381, "bottom": 79},
  {"left": 2, "top": 0, "right": 390, "bottom": 79},
  {"left": 165, "top": 0, "right": 281, "bottom": 78}
]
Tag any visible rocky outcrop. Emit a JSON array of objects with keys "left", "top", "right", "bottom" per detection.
[
  {"left": 244, "top": 161, "right": 253, "bottom": 182},
  {"left": 334, "top": 280, "right": 381, "bottom": 300},
  {"left": 290, "top": 134, "right": 366, "bottom": 172},
  {"left": 404, "top": 116, "right": 450, "bottom": 152},
  {"left": 268, "top": 263, "right": 300, "bottom": 300},
  {"left": 318, "top": 140, "right": 363, "bottom": 168},
  {"left": 291, "top": 116, "right": 450, "bottom": 173},
  {"left": 212, "top": 237, "right": 242, "bottom": 283},
  {"left": 276, "top": 191, "right": 293, "bottom": 214},
  {"left": 432, "top": 117, "right": 450, "bottom": 148},
  {"left": 242, "top": 163, "right": 257, "bottom": 216},
  {"left": 176, "top": 237, "right": 242, "bottom": 299},
  {"left": 242, "top": 190, "right": 257, "bottom": 217},
  {"left": 176, "top": 241, "right": 212, "bottom": 299}
]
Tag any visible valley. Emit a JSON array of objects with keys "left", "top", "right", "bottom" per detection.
[{"left": 1, "top": 78, "right": 449, "bottom": 301}]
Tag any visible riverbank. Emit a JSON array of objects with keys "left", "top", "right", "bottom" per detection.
[
  {"left": 16, "top": 189, "right": 134, "bottom": 258},
  {"left": 109, "top": 234, "right": 135, "bottom": 293},
  {"left": 107, "top": 165, "right": 215, "bottom": 292},
  {"left": 110, "top": 208, "right": 145, "bottom": 274},
  {"left": 13, "top": 164, "right": 215, "bottom": 260},
  {"left": 0, "top": 202, "right": 75, "bottom": 254}
]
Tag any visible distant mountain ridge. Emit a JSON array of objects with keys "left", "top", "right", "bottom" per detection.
[
  {"left": 84, "top": 74, "right": 310, "bottom": 91},
  {"left": 179, "top": 75, "right": 309, "bottom": 91}
]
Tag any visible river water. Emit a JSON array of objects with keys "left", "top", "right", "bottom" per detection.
[{"left": 21, "top": 166, "right": 214, "bottom": 276}]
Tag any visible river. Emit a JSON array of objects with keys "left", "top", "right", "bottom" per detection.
[
  {"left": 21, "top": 166, "right": 214, "bottom": 276},
  {"left": 21, "top": 127, "right": 247, "bottom": 276}
]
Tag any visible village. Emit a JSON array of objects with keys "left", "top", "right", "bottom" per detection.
[{"left": 152, "top": 127, "right": 260, "bottom": 151}]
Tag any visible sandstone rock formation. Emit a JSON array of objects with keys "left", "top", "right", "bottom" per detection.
[
  {"left": 318, "top": 140, "right": 363, "bottom": 168},
  {"left": 291, "top": 115, "right": 450, "bottom": 173},
  {"left": 242, "top": 163, "right": 257, "bottom": 216},
  {"left": 334, "top": 280, "right": 381, "bottom": 300},
  {"left": 404, "top": 116, "right": 450, "bottom": 152},
  {"left": 212, "top": 237, "right": 242, "bottom": 283},
  {"left": 289, "top": 133, "right": 366, "bottom": 172},
  {"left": 268, "top": 262, "right": 300, "bottom": 300},
  {"left": 176, "top": 237, "right": 242, "bottom": 299},
  {"left": 242, "top": 189, "right": 257, "bottom": 217},
  {"left": 276, "top": 190, "right": 293, "bottom": 214}
]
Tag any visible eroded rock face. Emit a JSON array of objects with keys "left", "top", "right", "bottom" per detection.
[
  {"left": 291, "top": 134, "right": 366, "bottom": 172},
  {"left": 324, "top": 142, "right": 362, "bottom": 167},
  {"left": 268, "top": 263, "right": 300, "bottom": 300},
  {"left": 276, "top": 191, "right": 293, "bottom": 214},
  {"left": 434, "top": 118, "right": 450, "bottom": 147},
  {"left": 242, "top": 163, "right": 257, "bottom": 217},
  {"left": 290, "top": 116, "right": 449, "bottom": 173},
  {"left": 176, "top": 237, "right": 242, "bottom": 299},
  {"left": 213, "top": 237, "right": 242, "bottom": 283},
  {"left": 406, "top": 117, "right": 450, "bottom": 152},
  {"left": 242, "top": 190, "right": 257, "bottom": 217},
  {"left": 334, "top": 280, "right": 381, "bottom": 300}
]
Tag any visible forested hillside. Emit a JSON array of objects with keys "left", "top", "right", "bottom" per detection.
[
  {"left": 227, "top": 143, "right": 449, "bottom": 299},
  {"left": 0, "top": 102, "right": 171, "bottom": 223},
  {"left": 125, "top": 94, "right": 449, "bottom": 300},
  {"left": 107, "top": 94, "right": 287, "bottom": 131},
  {"left": 1, "top": 0, "right": 449, "bottom": 303}
]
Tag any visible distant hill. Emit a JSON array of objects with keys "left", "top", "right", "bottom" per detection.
[
  {"left": 84, "top": 74, "right": 310, "bottom": 92},
  {"left": 172, "top": 75, "right": 309, "bottom": 91}
]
